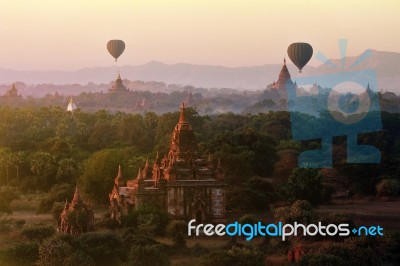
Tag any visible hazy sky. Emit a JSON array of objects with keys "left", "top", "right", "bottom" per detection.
[{"left": 1, "top": 0, "right": 399, "bottom": 70}]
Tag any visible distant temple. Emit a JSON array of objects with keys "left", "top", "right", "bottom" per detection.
[
  {"left": 67, "top": 98, "right": 77, "bottom": 112},
  {"left": 4, "top": 83, "right": 22, "bottom": 98},
  {"left": 59, "top": 186, "right": 94, "bottom": 235},
  {"left": 266, "top": 58, "right": 296, "bottom": 93},
  {"left": 186, "top": 91, "right": 195, "bottom": 107},
  {"left": 109, "top": 103, "right": 226, "bottom": 223},
  {"left": 254, "top": 58, "right": 298, "bottom": 110},
  {"left": 109, "top": 72, "right": 129, "bottom": 92}
]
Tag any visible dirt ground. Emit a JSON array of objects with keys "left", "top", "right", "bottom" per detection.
[{"left": 318, "top": 200, "right": 400, "bottom": 230}]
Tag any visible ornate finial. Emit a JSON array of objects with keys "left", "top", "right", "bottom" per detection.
[{"left": 117, "top": 71, "right": 121, "bottom": 80}]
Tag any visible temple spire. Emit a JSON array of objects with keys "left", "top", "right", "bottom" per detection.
[
  {"left": 72, "top": 186, "right": 82, "bottom": 205},
  {"left": 117, "top": 165, "right": 122, "bottom": 178},
  {"left": 179, "top": 102, "right": 186, "bottom": 124},
  {"left": 284, "top": 58, "right": 286, "bottom": 65},
  {"left": 137, "top": 168, "right": 143, "bottom": 180}
]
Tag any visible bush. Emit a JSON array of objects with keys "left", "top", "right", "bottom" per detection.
[
  {"left": 201, "top": 247, "right": 264, "bottom": 266},
  {"left": 239, "top": 214, "right": 256, "bottom": 225},
  {"left": 77, "top": 232, "right": 126, "bottom": 266},
  {"left": 297, "top": 253, "right": 345, "bottom": 266},
  {"left": 274, "top": 200, "right": 315, "bottom": 224},
  {"left": 121, "top": 212, "right": 138, "bottom": 228},
  {"left": 167, "top": 220, "right": 187, "bottom": 247},
  {"left": 128, "top": 244, "right": 170, "bottom": 266},
  {"left": 0, "top": 243, "right": 38, "bottom": 266},
  {"left": 37, "top": 183, "right": 74, "bottom": 213},
  {"left": 51, "top": 201, "right": 65, "bottom": 224},
  {"left": 376, "top": 179, "right": 400, "bottom": 198},
  {"left": 12, "top": 219, "right": 25, "bottom": 230},
  {"left": 21, "top": 224, "right": 55, "bottom": 242},
  {"left": 96, "top": 217, "right": 120, "bottom": 230},
  {"left": 123, "top": 233, "right": 159, "bottom": 248},
  {"left": 285, "top": 168, "right": 323, "bottom": 205},
  {"left": 136, "top": 206, "right": 169, "bottom": 236},
  {"left": 320, "top": 236, "right": 385, "bottom": 265},
  {"left": 0, "top": 217, "right": 14, "bottom": 233},
  {"left": 37, "top": 235, "right": 75, "bottom": 266},
  {"left": 0, "top": 190, "right": 19, "bottom": 214}
]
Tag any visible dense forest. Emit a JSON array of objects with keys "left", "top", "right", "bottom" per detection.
[{"left": 0, "top": 106, "right": 399, "bottom": 206}]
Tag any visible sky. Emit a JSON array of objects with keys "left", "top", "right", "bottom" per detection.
[{"left": 1, "top": 0, "right": 399, "bottom": 70}]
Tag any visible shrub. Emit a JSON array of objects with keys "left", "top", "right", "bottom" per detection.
[
  {"left": 37, "top": 183, "right": 74, "bottom": 213},
  {"left": 0, "top": 190, "right": 19, "bottom": 214},
  {"left": 21, "top": 224, "right": 55, "bottom": 242},
  {"left": 37, "top": 235, "right": 75, "bottom": 266},
  {"left": 96, "top": 217, "right": 120, "bottom": 230},
  {"left": 376, "top": 179, "right": 400, "bottom": 198},
  {"left": 123, "top": 233, "right": 159, "bottom": 249},
  {"left": 0, "top": 217, "right": 14, "bottom": 233},
  {"left": 285, "top": 168, "right": 323, "bottom": 205},
  {"left": 128, "top": 244, "right": 170, "bottom": 266},
  {"left": 274, "top": 200, "right": 315, "bottom": 224},
  {"left": 14, "top": 219, "right": 26, "bottom": 230},
  {"left": 201, "top": 247, "right": 264, "bottom": 266},
  {"left": 167, "top": 220, "right": 187, "bottom": 247},
  {"left": 320, "top": 236, "right": 385, "bottom": 265},
  {"left": 51, "top": 201, "right": 65, "bottom": 224},
  {"left": 121, "top": 212, "right": 138, "bottom": 228},
  {"left": 297, "top": 253, "right": 345, "bottom": 266},
  {"left": 136, "top": 206, "right": 169, "bottom": 236},
  {"left": 239, "top": 214, "right": 256, "bottom": 225},
  {"left": 0, "top": 243, "right": 38, "bottom": 266},
  {"left": 77, "top": 232, "right": 126, "bottom": 266}
]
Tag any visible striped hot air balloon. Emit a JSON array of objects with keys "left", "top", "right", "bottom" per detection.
[
  {"left": 287, "top": 43, "right": 313, "bottom": 73},
  {"left": 107, "top": 40, "right": 125, "bottom": 62}
]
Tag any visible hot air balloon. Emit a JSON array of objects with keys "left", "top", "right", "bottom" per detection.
[
  {"left": 287, "top": 43, "right": 313, "bottom": 73},
  {"left": 107, "top": 40, "right": 125, "bottom": 62}
]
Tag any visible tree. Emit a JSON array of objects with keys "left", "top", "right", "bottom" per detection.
[
  {"left": 79, "top": 148, "right": 139, "bottom": 203},
  {"left": 0, "top": 190, "right": 18, "bottom": 214},
  {"left": 56, "top": 158, "right": 79, "bottom": 183},
  {"left": 29, "top": 151, "right": 56, "bottom": 189},
  {"left": 285, "top": 168, "right": 323, "bottom": 205}
]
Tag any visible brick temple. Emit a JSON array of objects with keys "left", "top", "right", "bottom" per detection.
[{"left": 109, "top": 103, "right": 226, "bottom": 223}]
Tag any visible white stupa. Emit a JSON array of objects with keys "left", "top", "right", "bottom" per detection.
[{"left": 67, "top": 98, "right": 77, "bottom": 112}]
